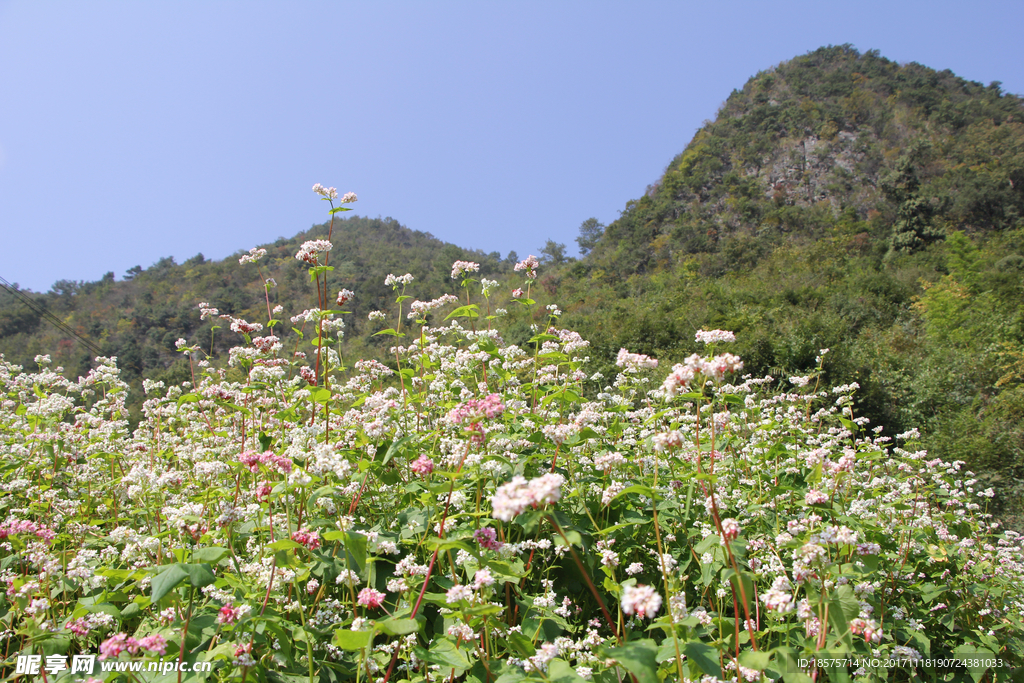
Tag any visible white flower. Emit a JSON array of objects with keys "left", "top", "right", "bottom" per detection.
[{"left": 620, "top": 584, "right": 662, "bottom": 619}]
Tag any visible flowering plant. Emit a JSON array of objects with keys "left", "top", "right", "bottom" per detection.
[{"left": 0, "top": 191, "right": 1021, "bottom": 683}]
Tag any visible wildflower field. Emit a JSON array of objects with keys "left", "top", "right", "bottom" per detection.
[{"left": 1, "top": 188, "right": 1022, "bottom": 683}]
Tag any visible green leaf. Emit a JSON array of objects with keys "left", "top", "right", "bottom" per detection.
[
  {"left": 682, "top": 639, "right": 723, "bottom": 678},
  {"left": 268, "top": 539, "right": 303, "bottom": 551},
  {"left": 379, "top": 617, "right": 420, "bottom": 636},
  {"left": 186, "top": 564, "right": 216, "bottom": 588},
  {"left": 191, "top": 547, "right": 229, "bottom": 564},
  {"left": 602, "top": 639, "right": 660, "bottom": 683},
  {"left": 953, "top": 644, "right": 995, "bottom": 683},
  {"left": 547, "top": 659, "right": 588, "bottom": 683},
  {"left": 739, "top": 650, "right": 772, "bottom": 671},
  {"left": 422, "top": 638, "right": 472, "bottom": 670},
  {"left": 332, "top": 628, "right": 371, "bottom": 650},
  {"left": 372, "top": 328, "right": 405, "bottom": 337},
  {"left": 329, "top": 206, "right": 352, "bottom": 214},
  {"left": 150, "top": 564, "right": 189, "bottom": 604},
  {"left": 445, "top": 304, "right": 480, "bottom": 320}
]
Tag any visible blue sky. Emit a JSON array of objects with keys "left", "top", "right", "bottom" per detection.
[{"left": 2, "top": 0, "right": 1023, "bottom": 292}]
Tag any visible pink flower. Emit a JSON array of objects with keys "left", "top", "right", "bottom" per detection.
[
  {"left": 410, "top": 455, "right": 434, "bottom": 477},
  {"left": 720, "top": 518, "right": 741, "bottom": 542},
  {"left": 620, "top": 584, "right": 662, "bottom": 619},
  {"left": 805, "top": 489, "right": 829, "bottom": 505},
  {"left": 474, "top": 527, "right": 503, "bottom": 551},
  {"left": 514, "top": 255, "right": 539, "bottom": 279},
  {"left": 336, "top": 289, "right": 354, "bottom": 306},
  {"left": 136, "top": 634, "right": 168, "bottom": 655},
  {"left": 99, "top": 633, "right": 138, "bottom": 660},
  {"left": 291, "top": 528, "right": 321, "bottom": 551},
  {"left": 448, "top": 394, "right": 505, "bottom": 424},
  {"left": 512, "top": 288, "right": 524, "bottom": 299},
  {"left": 491, "top": 473, "right": 564, "bottom": 521},
  {"left": 218, "top": 604, "right": 241, "bottom": 625},
  {"left": 66, "top": 617, "right": 89, "bottom": 636},
  {"left": 358, "top": 587, "right": 386, "bottom": 609}
]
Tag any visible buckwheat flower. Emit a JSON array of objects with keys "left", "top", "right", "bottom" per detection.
[
  {"left": 368, "top": 310, "right": 387, "bottom": 321},
  {"left": 291, "top": 528, "right": 320, "bottom": 551},
  {"left": 409, "top": 454, "right": 434, "bottom": 477},
  {"left": 336, "top": 289, "right": 354, "bottom": 306},
  {"left": 307, "top": 578, "right": 320, "bottom": 595},
  {"left": 446, "top": 584, "right": 474, "bottom": 604},
  {"left": 616, "top": 348, "right": 659, "bottom": 372},
  {"left": 448, "top": 622, "right": 476, "bottom": 640},
  {"left": 662, "top": 360, "right": 698, "bottom": 398},
  {"left": 514, "top": 255, "right": 539, "bottom": 279},
  {"left": 703, "top": 352, "right": 744, "bottom": 381},
  {"left": 652, "top": 430, "right": 684, "bottom": 452},
  {"left": 790, "top": 375, "right": 811, "bottom": 387},
  {"left": 66, "top": 617, "right": 90, "bottom": 636},
  {"left": 217, "top": 604, "right": 242, "bottom": 625},
  {"left": 620, "top": 584, "right": 662, "bottom": 619},
  {"left": 491, "top": 473, "right": 565, "bottom": 521},
  {"left": 384, "top": 273, "right": 415, "bottom": 287},
  {"left": 99, "top": 633, "right": 138, "bottom": 660},
  {"left": 175, "top": 338, "right": 188, "bottom": 350},
  {"left": 480, "top": 278, "right": 500, "bottom": 296},
  {"left": 340, "top": 191, "right": 357, "bottom": 203},
  {"left": 805, "top": 489, "right": 829, "bottom": 505},
  {"left": 136, "top": 634, "right": 168, "bottom": 655},
  {"left": 239, "top": 247, "right": 267, "bottom": 264},
  {"left": 312, "top": 183, "right": 338, "bottom": 200},
  {"left": 474, "top": 527, "right": 503, "bottom": 551},
  {"left": 272, "top": 304, "right": 283, "bottom": 315},
  {"left": 473, "top": 567, "right": 495, "bottom": 588},
  {"left": 762, "top": 588, "right": 795, "bottom": 613},
  {"left": 512, "top": 288, "right": 524, "bottom": 298},
  {"left": 626, "top": 562, "right": 644, "bottom": 576},
  {"left": 527, "top": 473, "right": 565, "bottom": 506},
  {"left": 358, "top": 587, "right": 386, "bottom": 609},
  {"left": 295, "top": 239, "right": 333, "bottom": 265},
  {"left": 694, "top": 329, "right": 736, "bottom": 344},
  {"left": 721, "top": 518, "right": 741, "bottom": 542},
  {"left": 451, "top": 260, "right": 480, "bottom": 279}
]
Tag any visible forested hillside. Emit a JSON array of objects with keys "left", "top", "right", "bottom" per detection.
[
  {"left": 2, "top": 45, "right": 1023, "bottom": 526},
  {"left": 555, "top": 45, "right": 1024, "bottom": 526},
  {"left": 0, "top": 215, "right": 514, "bottom": 406}
]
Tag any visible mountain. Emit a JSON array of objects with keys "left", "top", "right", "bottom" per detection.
[{"left": 554, "top": 45, "right": 1024, "bottom": 525}]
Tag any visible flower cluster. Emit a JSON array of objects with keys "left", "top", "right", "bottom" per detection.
[
  {"left": 239, "top": 247, "right": 267, "bottom": 264},
  {"left": 450, "top": 260, "right": 480, "bottom": 280},
  {"left": 295, "top": 239, "right": 333, "bottom": 265},
  {"left": 491, "top": 473, "right": 565, "bottom": 521},
  {"left": 514, "top": 254, "right": 539, "bottom": 279}
]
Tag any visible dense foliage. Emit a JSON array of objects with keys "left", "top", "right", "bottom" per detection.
[{"left": 1, "top": 237, "right": 1022, "bottom": 681}]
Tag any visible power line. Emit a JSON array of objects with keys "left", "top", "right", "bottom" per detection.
[{"left": 0, "top": 276, "right": 105, "bottom": 357}]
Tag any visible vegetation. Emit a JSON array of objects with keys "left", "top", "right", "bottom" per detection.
[{"left": 0, "top": 240, "right": 1021, "bottom": 681}]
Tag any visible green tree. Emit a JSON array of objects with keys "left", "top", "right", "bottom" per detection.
[
  {"left": 576, "top": 217, "right": 605, "bottom": 256},
  {"left": 540, "top": 239, "right": 567, "bottom": 265}
]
